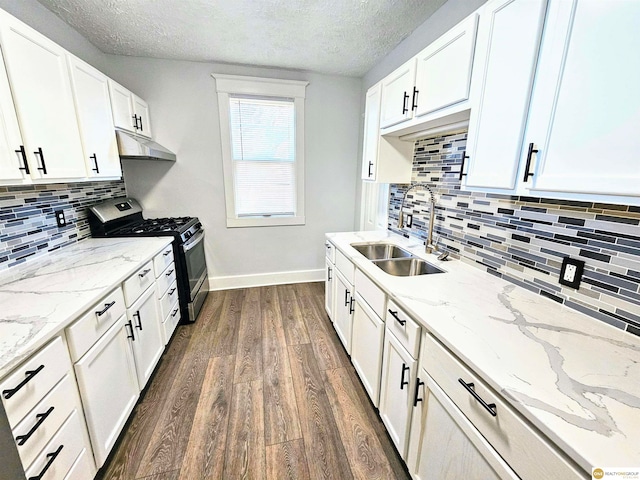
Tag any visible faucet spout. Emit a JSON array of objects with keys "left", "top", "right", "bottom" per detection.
[{"left": 397, "top": 182, "right": 438, "bottom": 254}]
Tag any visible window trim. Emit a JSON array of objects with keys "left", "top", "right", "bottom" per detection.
[{"left": 213, "top": 74, "right": 308, "bottom": 228}]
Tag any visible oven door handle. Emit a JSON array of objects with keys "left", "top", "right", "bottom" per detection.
[{"left": 183, "top": 230, "right": 205, "bottom": 252}]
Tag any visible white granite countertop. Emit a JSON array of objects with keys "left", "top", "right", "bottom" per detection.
[
  {"left": 327, "top": 230, "right": 640, "bottom": 475},
  {"left": 0, "top": 237, "right": 173, "bottom": 378}
]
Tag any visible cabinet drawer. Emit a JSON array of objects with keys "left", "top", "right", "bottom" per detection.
[
  {"left": 155, "top": 263, "right": 176, "bottom": 298},
  {"left": 159, "top": 281, "right": 179, "bottom": 319},
  {"left": 153, "top": 246, "right": 174, "bottom": 278},
  {"left": 1, "top": 336, "right": 71, "bottom": 429},
  {"left": 355, "top": 268, "right": 386, "bottom": 319},
  {"left": 325, "top": 240, "right": 336, "bottom": 263},
  {"left": 24, "top": 410, "right": 88, "bottom": 480},
  {"left": 123, "top": 260, "right": 154, "bottom": 307},
  {"left": 12, "top": 374, "right": 79, "bottom": 470},
  {"left": 423, "top": 333, "right": 586, "bottom": 480},
  {"left": 385, "top": 299, "right": 420, "bottom": 358},
  {"left": 162, "top": 302, "right": 181, "bottom": 345},
  {"left": 335, "top": 248, "right": 354, "bottom": 285},
  {"left": 66, "top": 287, "right": 126, "bottom": 362},
  {"left": 64, "top": 447, "right": 95, "bottom": 480}
]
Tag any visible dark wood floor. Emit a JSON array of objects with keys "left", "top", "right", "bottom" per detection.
[{"left": 97, "top": 282, "right": 410, "bottom": 480}]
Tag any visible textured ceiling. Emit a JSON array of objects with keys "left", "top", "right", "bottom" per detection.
[{"left": 36, "top": 0, "right": 447, "bottom": 76}]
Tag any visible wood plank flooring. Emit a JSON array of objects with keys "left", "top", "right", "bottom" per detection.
[{"left": 97, "top": 282, "right": 410, "bottom": 480}]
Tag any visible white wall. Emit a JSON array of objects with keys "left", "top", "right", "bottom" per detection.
[{"left": 103, "top": 56, "right": 361, "bottom": 287}]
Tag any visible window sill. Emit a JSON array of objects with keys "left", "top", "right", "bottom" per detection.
[{"left": 226, "top": 215, "right": 306, "bottom": 228}]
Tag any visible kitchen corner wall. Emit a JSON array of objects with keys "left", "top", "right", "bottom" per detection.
[
  {"left": 389, "top": 130, "right": 640, "bottom": 338},
  {"left": 0, "top": 181, "right": 126, "bottom": 271}
]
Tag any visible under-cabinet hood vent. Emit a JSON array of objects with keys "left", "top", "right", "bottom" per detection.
[{"left": 116, "top": 130, "right": 176, "bottom": 162}]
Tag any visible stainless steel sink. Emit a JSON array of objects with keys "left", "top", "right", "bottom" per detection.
[
  {"left": 372, "top": 258, "right": 445, "bottom": 276},
  {"left": 351, "top": 243, "right": 413, "bottom": 260}
]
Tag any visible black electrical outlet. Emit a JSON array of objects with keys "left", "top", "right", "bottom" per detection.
[
  {"left": 559, "top": 257, "right": 585, "bottom": 289},
  {"left": 54, "top": 210, "right": 66, "bottom": 228}
]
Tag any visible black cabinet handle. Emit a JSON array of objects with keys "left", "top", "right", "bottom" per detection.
[
  {"left": 163, "top": 249, "right": 171, "bottom": 256},
  {"left": 402, "top": 91, "right": 409, "bottom": 114},
  {"left": 165, "top": 269, "right": 174, "bottom": 277},
  {"left": 367, "top": 161, "right": 374, "bottom": 178},
  {"left": 400, "top": 363, "right": 410, "bottom": 390},
  {"left": 125, "top": 319, "right": 135, "bottom": 341},
  {"left": 325, "top": 243, "right": 331, "bottom": 250},
  {"left": 133, "top": 311, "right": 143, "bottom": 330},
  {"left": 2, "top": 365, "right": 44, "bottom": 400},
  {"left": 411, "top": 87, "right": 419, "bottom": 111},
  {"left": 413, "top": 378, "right": 424, "bottom": 407},
  {"left": 90, "top": 153, "right": 99, "bottom": 174},
  {"left": 95, "top": 301, "right": 116, "bottom": 317},
  {"left": 171, "top": 308, "right": 179, "bottom": 317},
  {"left": 522, "top": 142, "right": 538, "bottom": 182},
  {"left": 15, "top": 406, "right": 54, "bottom": 446},
  {"left": 34, "top": 147, "right": 47, "bottom": 175},
  {"left": 344, "top": 289, "right": 350, "bottom": 307},
  {"left": 169, "top": 287, "right": 177, "bottom": 296},
  {"left": 349, "top": 297, "right": 355, "bottom": 314},
  {"left": 132, "top": 114, "right": 139, "bottom": 130},
  {"left": 459, "top": 150, "right": 469, "bottom": 181},
  {"left": 15, "top": 146, "right": 30, "bottom": 174},
  {"left": 28, "top": 444, "right": 63, "bottom": 480},
  {"left": 327, "top": 266, "right": 332, "bottom": 282},
  {"left": 138, "top": 268, "right": 151, "bottom": 278},
  {"left": 388, "top": 309, "right": 406, "bottom": 326},
  {"left": 458, "top": 378, "right": 497, "bottom": 417},
  {"left": 138, "top": 116, "right": 143, "bottom": 132}
]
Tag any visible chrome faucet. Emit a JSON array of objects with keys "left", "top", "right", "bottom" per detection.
[{"left": 397, "top": 182, "right": 439, "bottom": 254}]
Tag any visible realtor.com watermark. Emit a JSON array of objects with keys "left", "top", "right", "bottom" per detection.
[{"left": 593, "top": 468, "right": 640, "bottom": 479}]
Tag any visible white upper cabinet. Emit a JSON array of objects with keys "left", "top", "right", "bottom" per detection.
[
  {"left": 463, "top": 0, "right": 548, "bottom": 191},
  {"left": 109, "top": 80, "right": 152, "bottom": 138},
  {"left": 0, "top": 12, "right": 86, "bottom": 180},
  {"left": 0, "top": 47, "right": 26, "bottom": 182},
  {"left": 524, "top": 0, "right": 640, "bottom": 197},
  {"left": 379, "top": 60, "right": 417, "bottom": 129},
  {"left": 362, "top": 83, "right": 382, "bottom": 180},
  {"left": 414, "top": 14, "right": 478, "bottom": 118},
  {"left": 68, "top": 55, "right": 121, "bottom": 178}
]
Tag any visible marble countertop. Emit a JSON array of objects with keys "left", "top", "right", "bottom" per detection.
[
  {"left": 327, "top": 230, "right": 640, "bottom": 475},
  {"left": 0, "top": 237, "right": 173, "bottom": 378}
]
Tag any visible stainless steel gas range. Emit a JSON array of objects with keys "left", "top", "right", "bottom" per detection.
[{"left": 88, "top": 197, "right": 208, "bottom": 323}]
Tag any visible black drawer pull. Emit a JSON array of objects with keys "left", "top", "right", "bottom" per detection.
[
  {"left": 388, "top": 309, "right": 406, "bottom": 326},
  {"left": 125, "top": 319, "right": 135, "bottom": 341},
  {"left": 171, "top": 308, "right": 179, "bottom": 317},
  {"left": 169, "top": 287, "right": 177, "bottom": 296},
  {"left": 325, "top": 243, "right": 331, "bottom": 250},
  {"left": 349, "top": 297, "right": 355, "bottom": 315},
  {"left": 15, "top": 145, "right": 30, "bottom": 174},
  {"left": 458, "top": 378, "right": 497, "bottom": 417},
  {"left": 28, "top": 444, "right": 63, "bottom": 480},
  {"left": 139, "top": 116, "right": 144, "bottom": 131},
  {"left": 15, "top": 406, "right": 54, "bottom": 446},
  {"left": 400, "top": 363, "right": 410, "bottom": 390},
  {"left": 367, "top": 161, "right": 374, "bottom": 178},
  {"left": 522, "top": 142, "right": 538, "bottom": 182},
  {"left": 402, "top": 91, "right": 409, "bottom": 114},
  {"left": 165, "top": 269, "right": 174, "bottom": 277},
  {"left": 133, "top": 311, "right": 143, "bottom": 330},
  {"left": 459, "top": 150, "right": 469, "bottom": 181},
  {"left": 95, "top": 301, "right": 116, "bottom": 316},
  {"left": 411, "top": 87, "right": 419, "bottom": 111},
  {"left": 2, "top": 365, "right": 45, "bottom": 400},
  {"left": 34, "top": 147, "right": 47, "bottom": 174},
  {"left": 163, "top": 250, "right": 171, "bottom": 256},
  {"left": 138, "top": 268, "right": 151, "bottom": 278},
  {"left": 90, "top": 153, "right": 99, "bottom": 174},
  {"left": 132, "top": 114, "right": 139, "bottom": 130},
  {"left": 413, "top": 378, "right": 424, "bottom": 407},
  {"left": 344, "top": 289, "right": 350, "bottom": 307}
]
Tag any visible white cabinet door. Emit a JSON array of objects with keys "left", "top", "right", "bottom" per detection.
[
  {"left": 351, "top": 294, "right": 385, "bottom": 407},
  {"left": 127, "top": 285, "right": 164, "bottom": 389},
  {"left": 74, "top": 316, "right": 139, "bottom": 468},
  {"left": 525, "top": 0, "right": 640, "bottom": 197},
  {"left": 406, "top": 371, "right": 514, "bottom": 480},
  {"left": 325, "top": 258, "right": 335, "bottom": 321},
  {"left": 464, "top": 0, "right": 547, "bottom": 191},
  {"left": 333, "top": 270, "right": 354, "bottom": 354},
  {"left": 0, "top": 13, "right": 86, "bottom": 180},
  {"left": 132, "top": 94, "right": 152, "bottom": 138},
  {"left": 379, "top": 59, "right": 417, "bottom": 128},
  {"left": 109, "top": 80, "right": 136, "bottom": 133},
  {"left": 68, "top": 56, "right": 121, "bottom": 178},
  {"left": 0, "top": 46, "right": 27, "bottom": 182},
  {"left": 414, "top": 14, "right": 478, "bottom": 117},
  {"left": 361, "top": 83, "right": 382, "bottom": 180},
  {"left": 378, "top": 329, "right": 416, "bottom": 459}
]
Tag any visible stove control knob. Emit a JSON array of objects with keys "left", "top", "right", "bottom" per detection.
[{"left": 185, "top": 231, "right": 192, "bottom": 240}]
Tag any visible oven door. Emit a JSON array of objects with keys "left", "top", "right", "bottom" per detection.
[{"left": 182, "top": 229, "right": 207, "bottom": 301}]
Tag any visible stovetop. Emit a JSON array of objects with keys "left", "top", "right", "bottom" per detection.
[{"left": 111, "top": 217, "right": 195, "bottom": 235}]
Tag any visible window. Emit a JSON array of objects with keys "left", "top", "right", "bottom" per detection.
[{"left": 213, "top": 74, "right": 308, "bottom": 227}]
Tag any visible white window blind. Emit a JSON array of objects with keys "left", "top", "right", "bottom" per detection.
[{"left": 229, "top": 96, "right": 296, "bottom": 217}]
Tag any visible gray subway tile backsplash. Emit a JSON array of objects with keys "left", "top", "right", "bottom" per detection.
[
  {"left": 0, "top": 180, "right": 126, "bottom": 271},
  {"left": 388, "top": 130, "right": 640, "bottom": 338}
]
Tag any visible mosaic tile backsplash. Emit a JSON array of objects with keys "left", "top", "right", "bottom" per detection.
[
  {"left": 0, "top": 180, "right": 126, "bottom": 271},
  {"left": 389, "top": 131, "right": 640, "bottom": 338}
]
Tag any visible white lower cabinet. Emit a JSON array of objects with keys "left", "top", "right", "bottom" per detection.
[
  {"left": 333, "top": 270, "right": 355, "bottom": 353},
  {"left": 378, "top": 329, "right": 417, "bottom": 459},
  {"left": 351, "top": 293, "right": 385, "bottom": 407},
  {"left": 73, "top": 316, "right": 139, "bottom": 468}
]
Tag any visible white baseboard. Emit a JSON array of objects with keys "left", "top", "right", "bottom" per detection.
[{"left": 208, "top": 268, "right": 324, "bottom": 291}]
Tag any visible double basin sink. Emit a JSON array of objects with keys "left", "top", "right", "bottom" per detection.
[{"left": 351, "top": 243, "right": 444, "bottom": 276}]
